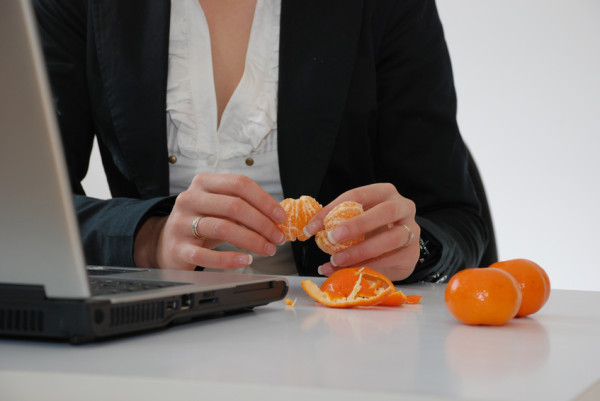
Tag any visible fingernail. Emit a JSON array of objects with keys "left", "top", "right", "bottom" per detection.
[
  {"left": 318, "top": 264, "right": 334, "bottom": 276},
  {"left": 276, "top": 231, "right": 286, "bottom": 244},
  {"left": 264, "top": 243, "right": 277, "bottom": 256},
  {"left": 327, "top": 226, "right": 347, "bottom": 244},
  {"left": 236, "top": 254, "right": 253, "bottom": 266},
  {"left": 303, "top": 222, "right": 319, "bottom": 238},
  {"left": 274, "top": 207, "right": 287, "bottom": 223},
  {"left": 330, "top": 253, "right": 347, "bottom": 267}
]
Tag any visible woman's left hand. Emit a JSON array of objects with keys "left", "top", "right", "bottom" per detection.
[{"left": 303, "top": 183, "right": 420, "bottom": 281}]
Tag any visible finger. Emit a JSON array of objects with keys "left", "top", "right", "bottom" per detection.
[
  {"left": 303, "top": 195, "right": 373, "bottom": 238},
  {"left": 192, "top": 192, "right": 286, "bottom": 245},
  {"left": 318, "top": 243, "right": 419, "bottom": 281},
  {"left": 304, "top": 184, "right": 407, "bottom": 238},
  {"left": 327, "top": 198, "right": 415, "bottom": 245},
  {"left": 187, "top": 216, "right": 278, "bottom": 257},
  {"left": 330, "top": 223, "right": 420, "bottom": 267},
  {"left": 193, "top": 174, "right": 287, "bottom": 223},
  {"left": 176, "top": 242, "right": 254, "bottom": 270},
  {"left": 324, "top": 183, "right": 399, "bottom": 209}
]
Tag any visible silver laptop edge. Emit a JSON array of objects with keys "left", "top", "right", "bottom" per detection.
[{"left": 0, "top": 0, "right": 90, "bottom": 298}]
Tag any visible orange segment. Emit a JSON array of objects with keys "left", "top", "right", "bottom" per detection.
[
  {"left": 316, "top": 201, "right": 365, "bottom": 255},
  {"left": 323, "top": 201, "right": 364, "bottom": 231},
  {"left": 277, "top": 196, "right": 322, "bottom": 242}
]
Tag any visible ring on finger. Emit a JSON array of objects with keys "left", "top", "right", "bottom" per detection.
[
  {"left": 192, "top": 216, "right": 207, "bottom": 241},
  {"left": 401, "top": 224, "right": 414, "bottom": 247}
]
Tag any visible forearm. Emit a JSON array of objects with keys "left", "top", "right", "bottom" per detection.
[
  {"left": 75, "top": 194, "right": 175, "bottom": 267},
  {"left": 133, "top": 215, "right": 168, "bottom": 268}
]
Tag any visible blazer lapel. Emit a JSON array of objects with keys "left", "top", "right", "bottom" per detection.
[
  {"left": 90, "top": 0, "right": 171, "bottom": 198},
  {"left": 278, "top": 0, "right": 364, "bottom": 198}
]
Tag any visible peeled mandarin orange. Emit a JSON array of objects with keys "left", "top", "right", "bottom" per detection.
[
  {"left": 301, "top": 267, "right": 422, "bottom": 308},
  {"left": 315, "top": 201, "right": 365, "bottom": 255},
  {"left": 277, "top": 196, "right": 322, "bottom": 242},
  {"left": 490, "top": 258, "right": 550, "bottom": 317},
  {"left": 445, "top": 268, "right": 522, "bottom": 326}
]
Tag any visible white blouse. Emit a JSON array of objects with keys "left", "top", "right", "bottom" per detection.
[{"left": 166, "top": 0, "right": 296, "bottom": 275}]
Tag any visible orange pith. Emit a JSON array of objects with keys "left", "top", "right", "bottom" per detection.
[
  {"left": 316, "top": 201, "right": 365, "bottom": 255},
  {"left": 445, "top": 268, "right": 522, "bottom": 326},
  {"left": 277, "top": 196, "right": 322, "bottom": 242},
  {"left": 301, "top": 267, "right": 422, "bottom": 309},
  {"left": 490, "top": 259, "right": 550, "bottom": 317}
]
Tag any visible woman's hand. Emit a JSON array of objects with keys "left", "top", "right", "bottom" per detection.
[
  {"left": 303, "top": 183, "right": 420, "bottom": 281},
  {"left": 134, "top": 174, "right": 287, "bottom": 270}
]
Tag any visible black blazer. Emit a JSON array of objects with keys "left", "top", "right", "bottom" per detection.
[{"left": 34, "top": 0, "right": 488, "bottom": 280}]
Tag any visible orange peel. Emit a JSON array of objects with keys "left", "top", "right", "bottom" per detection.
[
  {"left": 301, "top": 267, "right": 422, "bottom": 309},
  {"left": 315, "top": 201, "right": 365, "bottom": 255},
  {"left": 277, "top": 196, "right": 322, "bottom": 242}
]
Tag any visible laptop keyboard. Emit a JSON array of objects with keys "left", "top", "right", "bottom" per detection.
[{"left": 89, "top": 278, "right": 183, "bottom": 296}]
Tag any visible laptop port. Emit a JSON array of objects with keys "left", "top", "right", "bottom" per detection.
[
  {"left": 181, "top": 294, "right": 192, "bottom": 310},
  {"left": 166, "top": 300, "right": 178, "bottom": 311}
]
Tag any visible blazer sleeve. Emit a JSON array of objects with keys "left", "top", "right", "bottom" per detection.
[
  {"left": 33, "top": 0, "right": 174, "bottom": 267},
  {"left": 373, "top": 0, "right": 489, "bottom": 282}
]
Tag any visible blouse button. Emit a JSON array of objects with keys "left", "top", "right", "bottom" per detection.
[
  {"left": 168, "top": 155, "right": 178, "bottom": 164},
  {"left": 245, "top": 157, "right": 254, "bottom": 166}
]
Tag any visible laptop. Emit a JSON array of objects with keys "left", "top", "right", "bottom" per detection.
[{"left": 0, "top": 0, "right": 288, "bottom": 344}]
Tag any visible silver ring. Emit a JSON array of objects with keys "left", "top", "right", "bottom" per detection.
[
  {"left": 192, "top": 216, "right": 207, "bottom": 240},
  {"left": 402, "top": 224, "right": 414, "bottom": 247}
]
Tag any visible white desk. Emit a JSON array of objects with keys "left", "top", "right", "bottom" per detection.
[{"left": 1, "top": 277, "right": 599, "bottom": 401}]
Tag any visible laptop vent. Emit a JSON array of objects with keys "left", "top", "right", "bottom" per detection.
[
  {"left": 109, "top": 301, "right": 165, "bottom": 327},
  {"left": 0, "top": 308, "right": 44, "bottom": 333}
]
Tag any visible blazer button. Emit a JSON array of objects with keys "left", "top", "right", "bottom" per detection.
[
  {"left": 245, "top": 157, "right": 254, "bottom": 166},
  {"left": 168, "top": 155, "right": 178, "bottom": 164}
]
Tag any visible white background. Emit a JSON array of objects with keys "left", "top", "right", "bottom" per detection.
[{"left": 82, "top": 0, "right": 600, "bottom": 291}]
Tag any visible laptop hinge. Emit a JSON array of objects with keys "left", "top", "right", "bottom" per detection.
[{"left": 0, "top": 284, "right": 47, "bottom": 301}]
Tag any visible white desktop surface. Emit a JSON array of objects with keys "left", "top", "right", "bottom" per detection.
[{"left": 1, "top": 276, "right": 599, "bottom": 401}]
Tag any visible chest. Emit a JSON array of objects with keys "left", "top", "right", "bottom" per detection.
[{"left": 198, "top": 0, "right": 257, "bottom": 125}]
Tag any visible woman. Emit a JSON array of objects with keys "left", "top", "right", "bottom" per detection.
[{"left": 33, "top": 0, "right": 489, "bottom": 282}]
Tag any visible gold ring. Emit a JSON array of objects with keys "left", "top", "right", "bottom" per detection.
[
  {"left": 402, "top": 224, "right": 414, "bottom": 247},
  {"left": 192, "top": 216, "right": 207, "bottom": 240}
]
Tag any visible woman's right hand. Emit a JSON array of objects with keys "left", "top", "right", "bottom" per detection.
[{"left": 134, "top": 174, "right": 287, "bottom": 270}]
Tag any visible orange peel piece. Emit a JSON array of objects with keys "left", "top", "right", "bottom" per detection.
[
  {"left": 315, "top": 201, "right": 365, "bottom": 255},
  {"left": 301, "top": 267, "right": 422, "bottom": 309},
  {"left": 284, "top": 298, "right": 297, "bottom": 308},
  {"left": 405, "top": 295, "right": 423, "bottom": 304},
  {"left": 301, "top": 267, "right": 393, "bottom": 308},
  {"left": 277, "top": 196, "right": 322, "bottom": 242},
  {"left": 378, "top": 290, "right": 408, "bottom": 306}
]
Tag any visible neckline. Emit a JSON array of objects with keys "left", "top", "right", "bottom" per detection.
[{"left": 194, "top": 0, "right": 262, "bottom": 133}]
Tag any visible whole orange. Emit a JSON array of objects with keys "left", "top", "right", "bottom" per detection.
[
  {"left": 490, "top": 259, "right": 550, "bottom": 317},
  {"left": 445, "top": 268, "right": 522, "bottom": 326}
]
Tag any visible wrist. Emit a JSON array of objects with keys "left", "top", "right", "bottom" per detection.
[{"left": 134, "top": 216, "right": 167, "bottom": 268}]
